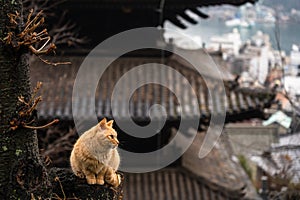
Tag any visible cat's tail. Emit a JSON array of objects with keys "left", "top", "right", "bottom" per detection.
[
  {"left": 105, "top": 167, "right": 120, "bottom": 187},
  {"left": 70, "top": 148, "right": 85, "bottom": 178}
]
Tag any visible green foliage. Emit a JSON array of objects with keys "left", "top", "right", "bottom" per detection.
[
  {"left": 15, "top": 149, "right": 22, "bottom": 156},
  {"left": 2, "top": 146, "right": 8, "bottom": 151},
  {"left": 238, "top": 154, "right": 253, "bottom": 179}
]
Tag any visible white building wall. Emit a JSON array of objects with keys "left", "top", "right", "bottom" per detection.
[
  {"left": 258, "top": 46, "right": 269, "bottom": 84},
  {"left": 290, "top": 50, "right": 300, "bottom": 66},
  {"left": 248, "top": 46, "right": 269, "bottom": 84}
]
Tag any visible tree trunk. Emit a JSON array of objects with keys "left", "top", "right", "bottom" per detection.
[
  {"left": 0, "top": 2, "right": 123, "bottom": 199},
  {"left": 49, "top": 168, "right": 123, "bottom": 200},
  {"left": 0, "top": 1, "right": 51, "bottom": 199}
]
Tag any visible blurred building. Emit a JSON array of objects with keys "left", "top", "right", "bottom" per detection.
[
  {"left": 251, "top": 133, "right": 300, "bottom": 194},
  {"left": 30, "top": 0, "right": 282, "bottom": 199},
  {"left": 209, "top": 28, "right": 242, "bottom": 56}
]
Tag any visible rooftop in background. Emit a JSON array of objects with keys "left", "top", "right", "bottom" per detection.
[
  {"left": 123, "top": 167, "right": 251, "bottom": 200},
  {"left": 31, "top": 48, "right": 275, "bottom": 154},
  {"left": 252, "top": 145, "right": 300, "bottom": 184},
  {"left": 37, "top": 127, "right": 259, "bottom": 199},
  {"left": 272, "top": 132, "right": 300, "bottom": 148},
  {"left": 30, "top": 49, "right": 275, "bottom": 125}
]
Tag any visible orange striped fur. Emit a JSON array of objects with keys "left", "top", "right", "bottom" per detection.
[{"left": 70, "top": 118, "right": 120, "bottom": 187}]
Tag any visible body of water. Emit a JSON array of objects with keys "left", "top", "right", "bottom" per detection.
[{"left": 166, "top": 18, "right": 300, "bottom": 54}]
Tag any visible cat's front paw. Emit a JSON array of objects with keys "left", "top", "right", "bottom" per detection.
[
  {"left": 96, "top": 177, "right": 105, "bottom": 185},
  {"left": 86, "top": 178, "right": 97, "bottom": 185}
]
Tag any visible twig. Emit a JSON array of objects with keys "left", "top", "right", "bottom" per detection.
[
  {"left": 4, "top": 9, "right": 57, "bottom": 56},
  {"left": 52, "top": 176, "right": 80, "bottom": 200},
  {"left": 22, "top": 0, "right": 87, "bottom": 47},
  {"left": 10, "top": 82, "right": 59, "bottom": 131},
  {"left": 38, "top": 56, "right": 71, "bottom": 66},
  {"left": 23, "top": 119, "right": 59, "bottom": 130},
  {"left": 3, "top": 9, "right": 74, "bottom": 66},
  {"left": 54, "top": 177, "right": 66, "bottom": 200}
]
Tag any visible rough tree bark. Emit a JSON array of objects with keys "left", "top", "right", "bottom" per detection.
[
  {"left": 0, "top": 1, "right": 122, "bottom": 199},
  {"left": 0, "top": 1, "right": 51, "bottom": 199},
  {"left": 49, "top": 168, "right": 123, "bottom": 200}
]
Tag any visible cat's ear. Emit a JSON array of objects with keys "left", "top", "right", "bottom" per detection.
[
  {"left": 98, "top": 118, "right": 107, "bottom": 129},
  {"left": 106, "top": 120, "right": 114, "bottom": 127}
]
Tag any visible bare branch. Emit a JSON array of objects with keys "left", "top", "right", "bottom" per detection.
[
  {"left": 22, "top": 0, "right": 87, "bottom": 48},
  {"left": 23, "top": 119, "right": 59, "bottom": 130},
  {"left": 9, "top": 82, "right": 59, "bottom": 131},
  {"left": 38, "top": 56, "right": 71, "bottom": 67}
]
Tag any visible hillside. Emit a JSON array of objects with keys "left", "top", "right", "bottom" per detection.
[{"left": 262, "top": 0, "right": 300, "bottom": 12}]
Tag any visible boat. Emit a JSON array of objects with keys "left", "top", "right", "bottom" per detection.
[{"left": 225, "top": 18, "right": 254, "bottom": 28}]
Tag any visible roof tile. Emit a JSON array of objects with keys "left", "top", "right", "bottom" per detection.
[
  {"left": 30, "top": 54, "right": 274, "bottom": 122},
  {"left": 123, "top": 168, "right": 246, "bottom": 200}
]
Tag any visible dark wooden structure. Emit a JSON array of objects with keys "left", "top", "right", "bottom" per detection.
[{"left": 57, "top": 0, "right": 257, "bottom": 49}]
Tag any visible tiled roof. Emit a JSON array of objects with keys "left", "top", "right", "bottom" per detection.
[
  {"left": 181, "top": 130, "right": 260, "bottom": 199},
  {"left": 252, "top": 138, "right": 300, "bottom": 184},
  {"left": 274, "top": 133, "right": 300, "bottom": 147},
  {"left": 30, "top": 54, "right": 274, "bottom": 122},
  {"left": 37, "top": 126, "right": 257, "bottom": 199},
  {"left": 122, "top": 168, "right": 247, "bottom": 200},
  {"left": 37, "top": 125, "right": 259, "bottom": 199}
]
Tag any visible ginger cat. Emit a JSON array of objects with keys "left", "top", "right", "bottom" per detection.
[{"left": 70, "top": 118, "right": 121, "bottom": 187}]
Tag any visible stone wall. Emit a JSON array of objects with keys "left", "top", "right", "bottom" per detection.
[{"left": 225, "top": 123, "right": 279, "bottom": 156}]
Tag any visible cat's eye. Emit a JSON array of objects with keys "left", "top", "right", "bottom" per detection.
[{"left": 108, "top": 135, "right": 114, "bottom": 139}]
